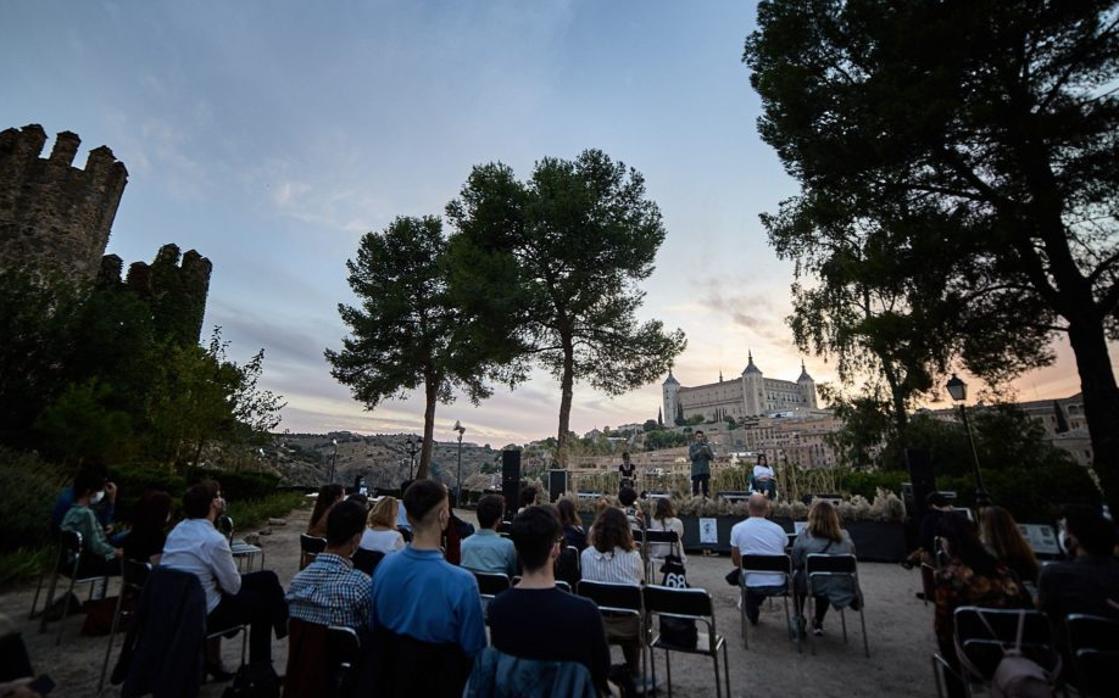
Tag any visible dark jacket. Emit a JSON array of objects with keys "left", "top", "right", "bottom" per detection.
[
  {"left": 113, "top": 566, "right": 207, "bottom": 698},
  {"left": 465, "top": 647, "right": 597, "bottom": 698}
]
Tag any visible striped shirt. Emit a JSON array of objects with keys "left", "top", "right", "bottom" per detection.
[
  {"left": 580, "top": 546, "right": 643, "bottom": 586},
  {"left": 286, "top": 553, "right": 372, "bottom": 631}
]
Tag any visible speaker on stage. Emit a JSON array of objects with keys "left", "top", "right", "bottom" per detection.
[
  {"left": 501, "top": 449, "right": 522, "bottom": 520},
  {"left": 547, "top": 469, "right": 568, "bottom": 503},
  {"left": 905, "top": 448, "right": 936, "bottom": 522}
]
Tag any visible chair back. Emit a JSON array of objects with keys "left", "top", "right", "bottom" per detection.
[
  {"left": 59, "top": 528, "right": 83, "bottom": 555},
  {"left": 327, "top": 624, "right": 362, "bottom": 693},
  {"left": 1067, "top": 614, "right": 1119, "bottom": 652},
  {"left": 556, "top": 546, "right": 580, "bottom": 586},
  {"left": 473, "top": 571, "right": 511, "bottom": 598},
  {"left": 555, "top": 580, "right": 572, "bottom": 593},
  {"left": 577, "top": 580, "right": 642, "bottom": 617},
  {"left": 300, "top": 534, "right": 327, "bottom": 555},
  {"left": 806, "top": 553, "right": 857, "bottom": 575},
  {"left": 352, "top": 548, "right": 385, "bottom": 576},
  {"left": 122, "top": 559, "right": 152, "bottom": 594},
  {"left": 953, "top": 607, "right": 1059, "bottom": 680},
  {"left": 643, "top": 584, "right": 713, "bottom": 619},
  {"left": 216, "top": 515, "right": 234, "bottom": 541},
  {"left": 643, "top": 530, "right": 679, "bottom": 545},
  {"left": 370, "top": 627, "right": 472, "bottom": 697},
  {"left": 1067, "top": 613, "right": 1119, "bottom": 696},
  {"left": 740, "top": 553, "right": 792, "bottom": 585}
]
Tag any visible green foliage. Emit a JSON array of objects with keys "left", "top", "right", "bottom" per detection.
[
  {"left": 0, "top": 548, "right": 52, "bottom": 589},
  {"left": 643, "top": 429, "right": 688, "bottom": 451},
  {"left": 35, "top": 379, "right": 135, "bottom": 465},
  {"left": 0, "top": 449, "right": 68, "bottom": 553},
  {"left": 642, "top": 419, "right": 658, "bottom": 432},
  {"left": 446, "top": 149, "right": 687, "bottom": 464},
  {"left": 225, "top": 491, "right": 307, "bottom": 530},
  {"left": 685, "top": 414, "right": 705, "bottom": 426}
]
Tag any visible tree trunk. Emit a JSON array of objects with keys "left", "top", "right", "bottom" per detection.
[
  {"left": 556, "top": 337, "right": 575, "bottom": 468},
  {"left": 1065, "top": 317, "right": 1119, "bottom": 514},
  {"left": 417, "top": 373, "right": 438, "bottom": 480}
]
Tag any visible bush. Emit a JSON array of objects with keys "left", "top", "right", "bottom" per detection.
[
  {"left": 0, "top": 449, "right": 69, "bottom": 553},
  {"left": 226, "top": 491, "right": 308, "bottom": 530},
  {"left": 188, "top": 467, "right": 280, "bottom": 502}
]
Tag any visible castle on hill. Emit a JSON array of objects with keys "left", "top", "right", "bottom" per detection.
[{"left": 662, "top": 351, "right": 818, "bottom": 423}]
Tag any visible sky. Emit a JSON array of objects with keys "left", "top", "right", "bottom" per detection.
[{"left": 2, "top": 1, "right": 1107, "bottom": 445}]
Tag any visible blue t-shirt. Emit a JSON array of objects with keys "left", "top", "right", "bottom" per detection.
[{"left": 370, "top": 546, "right": 486, "bottom": 656}]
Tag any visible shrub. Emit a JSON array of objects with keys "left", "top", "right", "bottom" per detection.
[
  {"left": 0, "top": 448, "right": 69, "bottom": 553},
  {"left": 187, "top": 467, "right": 280, "bottom": 502}
]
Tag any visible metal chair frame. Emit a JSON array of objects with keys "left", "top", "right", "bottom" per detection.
[
  {"left": 577, "top": 580, "right": 648, "bottom": 689},
  {"left": 1066, "top": 613, "right": 1119, "bottom": 697},
  {"left": 643, "top": 584, "right": 730, "bottom": 698},
  {"left": 952, "top": 606, "right": 1060, "bottom": 695},
  {"left": 219, "top": 515, "right": 264, "bottom": 571},
  {"left": 738, "top": 553, "right": 796, "bottom": 652},
  {"left": 642, "top": 529, "right": 680, "bottom": 583},
  {"left": 36, "top": 529, "right": 112, "bottom": 645},
  {"left": 97, "top": 559, "right": 151, "bottom": 694},
  {"left": 299, "top": 533, "right": 327, "bottom": 570},
  {"left": 327, "top": 624, "right": 362, "bottom": 694},
  {"left": 805, "top": 553, "right": 869, "bottom": 658}
]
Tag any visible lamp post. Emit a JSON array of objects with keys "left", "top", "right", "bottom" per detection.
[
  {"left": 328, "top": 438, "right": 338, "bottom": 484},
  {"left": 946, "top": 374, "right": 990, "bottom": 506},
  {"left": 406, "top": 438, "right": 418, "bottom": 480},
  {"left": 454, "top": 420, "right": 466, "bottom": 505}
]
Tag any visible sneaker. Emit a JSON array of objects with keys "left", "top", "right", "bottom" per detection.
[{"left": 812, "top": 619, "right": 823, "bottom": 636}]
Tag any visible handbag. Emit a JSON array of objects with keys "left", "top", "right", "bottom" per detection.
[{"left": 657, "top": 549, "right": 698, "bottom": 650}]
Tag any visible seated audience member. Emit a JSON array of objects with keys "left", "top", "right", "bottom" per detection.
[
  {"left": 123, "top": 491, "right": 173, "bottom": 565},
  {"left": 50, "top": 463, "right": 116, "bottom": 533},
  {"left": 557, "top": 498, "right": 588, "bottom": 551},
  {"left": 488, "top": 506, "right": 611, "bottom": 693},
  {"left": 792, "top": 500, "right": 859, "bottom": 636},
  {"left": 307, "top": 484, "right": 344, "bottom": 539},
  {"left": 918, "top": 492, "right": 958, "bottom": 560},
  {"left": 646, "top": 497, "right": 685, "bottom": 565},
  {"left": 370, "top": 479, "right": 486, "bottom": 658},
  {"left": 518, "top": 486, "right": 539, "bottom": 514},
  {"left": 617, "top": 487, "right": 644, "bottom": 530},
  {"left": 580, "top": 507, "right": 643, "bottom": 681},
  {"left": 730, "top": 493, "right": 789, "bottom": 625},
  {"left": 161, "top": 481, "right": 288, "bottom": 677},
  {"left": 395, "top": 480, "right": 414, "bottom": 532},
  {"left": 933, "top": 514, "right": 1030, "bottom": 697},
  {"left": 751, "top": 454, "right": 777, "bottom": 499},
  {"left": 1039, "top": 506, "right": 1119, "bottom": 643},
  {"left": 60, "top": 468, "right": 123, "bottom": 577},
  {"left": 286, "top": 500, "right": 373, "bottom": 634},
  {"left": 979, "top": 505, "right": 1039, "bottom": 588},
  {"left": 460, "top": 495, "right": 517, "bottom": 577},
  {"left": 359, "top": 497, "right": 405, "bottom": 554}
]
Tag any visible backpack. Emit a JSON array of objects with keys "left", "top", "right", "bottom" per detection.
[
  {"left": 222, "top": 661, "right": 279, "bottom": 698},
  {"left": 657, "top": 551, "right": 698, "bottom": 650}
]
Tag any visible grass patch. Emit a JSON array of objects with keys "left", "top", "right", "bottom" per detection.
[
  {"left": 0, "top": 547, "right": 52, "bottom": 589},
  {"left": 226, "top": 491, "right": 308, "bottom": 531}
]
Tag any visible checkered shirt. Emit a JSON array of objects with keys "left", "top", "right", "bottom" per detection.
[{"left": 285, "top": 552, "right": 372, "bottom": 631}]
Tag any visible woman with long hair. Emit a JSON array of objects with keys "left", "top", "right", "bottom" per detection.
[
  {"left": 124, "top": 490, "right": 173, "bottom": 564},
  {"left": 792, "top": 500, "right": 858, "bottom": 635},
  {"left": 580, "top": 507, "right": 643, "bottom": 680},
  {"left": 307, "top": 484, "right": 344, "bottom": 538},
  {"left": 556, "top": 497, "right": 587, "bottom": 551},
  {"left": 647, "top": 497, "right": 686, "bottom": 564},
  {"left": 360, "top": 496, "right": 405, "bottom": 554},
  {"left": 979, "top": 505, "right": 1040, "bottom": 586}
]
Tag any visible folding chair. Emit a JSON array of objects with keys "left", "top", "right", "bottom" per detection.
[
  {"left": 644, "top": 585, "right": 730, "bottom": 698},
  {"left": 805, "top": 553, "right": 869, "bottom": 657},
  {"left": 738, "top": 553, "right": 796, "bottom": 651},
  {"left": 327, "top": 625, "right": 362, "bottom": 695},
  {"left": 556, "top": 545, "right": 581, "bottom": 587},
  {"left": 351, "top": 548, "right": 385, "bottom": 576},
  {"left": 577, "top": 580, "right": 647, "bottom": 688},
  {"left": 473, "top": 571, "right": 511, "bottom": 600},
  {"left": 555, "top": 580, "right": 572, "bottom": 593},
  {"left": 37, "top": 529, "right": 112, "bottom": 644},
  {"left": 97, "top": 559, "right": 151, "bottom": 694},
  {"left": 218, "top": 515, "right": 264, "bottom": 571},
  {"left": 953, "top": 606, "right": 1060, "bottom": 694},
  {"left": 1066, "top": 613, "right": 1119, "bottom": 697},
  {"left": 643, "top": 530, "right": 680, "bottom": 582},
  {"left": 299, "top": 533, "right": 327, "bottom": 570}
]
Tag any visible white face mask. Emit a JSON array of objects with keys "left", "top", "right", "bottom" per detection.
[{"left": 91, "top": 490, "right": 105, "bottom": 504}]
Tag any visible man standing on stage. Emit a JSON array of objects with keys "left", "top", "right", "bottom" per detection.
[{"left": 688, "top": 430, "right": 714, "bottom": 498}]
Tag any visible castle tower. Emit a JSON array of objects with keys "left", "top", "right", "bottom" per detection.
[
  {"left": 121, "top": 243, "right": 213, "bottom": 346},
  {"left": 662, "top": 369, "right": 680, "bottom": 426},
  {"left": 0, "top": 124, "right": 128, "bottom": 280},
  {"left": 797, "top": 360, "right": 818, "bottom": 409},
  {"left": 740, "top": 350, "right": 765, "bottom": 416}
]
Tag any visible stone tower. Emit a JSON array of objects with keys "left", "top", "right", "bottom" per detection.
[
  {"left": 797, "top": 360, "right": 818, "bottom": 409},
  {"left": 741, "top": 350, "right": 765, "bottom": 416},
  {"left": 662, "top": 369, "right": 680, "bottom": 427},
  {"left": 0, "top": 124, "right": 128, "bottom": 280}
]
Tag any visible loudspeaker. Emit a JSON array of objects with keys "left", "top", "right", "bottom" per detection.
[
  {"left": 905, "top": 448, "right": 936, "bottom": 521},
  {"left": 501, "top": 450, "right": 522, "bottom": 519},
  {"left": 547, "top": 469, "right": 568, "bottom": 503}
]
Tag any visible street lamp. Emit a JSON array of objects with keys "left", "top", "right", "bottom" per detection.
[
  {"left": 406, "top": 438, "right": 419, "bottom": 480},
  {"left": 946, "top": 374, "right": 990, "bottom": 506},
  {"left": 454, "top": 420, "right": 466, "bottom": 505},
  {"left": 328, "top": 438, "right": 338, "bottom": 484}
]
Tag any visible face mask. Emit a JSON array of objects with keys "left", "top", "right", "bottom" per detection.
[{"left": 91, "top": 490, "right": 105, "bottom": 504}]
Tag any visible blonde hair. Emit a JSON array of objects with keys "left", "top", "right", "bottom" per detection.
[
  {"left": 806, "top": 500, "right": 843, "bottom": 543},
  {"left": 367, "top": 496, "right": 398, "bottom": 530}
]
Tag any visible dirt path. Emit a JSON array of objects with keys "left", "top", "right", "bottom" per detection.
[{"left": 0, "top": 507, "right": 940, "bottom": 697}]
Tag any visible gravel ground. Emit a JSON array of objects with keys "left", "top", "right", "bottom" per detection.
[{"left": 0, "top": 507, "right": 940, "bottom": 697}]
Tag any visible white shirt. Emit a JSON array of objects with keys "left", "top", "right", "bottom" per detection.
[
  {"left": 647, "top": 517, "right": 686, "bottom": 563},
  {"left": 753, "top": 465, "right": 775, "bottom": 481},
  {"left": 161, "top": 518, "right": 241, "bottom": 613},
  {"left": 580, "top": 546, "right": 643, "bottom": 586},
  {"left": 729, "top": 516, "right": 789, "bottom": 587},
  {"left": 359, "top": 528, "right": 405, "bottom": 555}
]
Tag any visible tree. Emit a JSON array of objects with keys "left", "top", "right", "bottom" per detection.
[
  {"left": 657, "top": 407, "right": 664, "bottom": 427},
  {"left": 745, "top": 0, "right": 1119, "bottom": 510},
  {"left": 446, "top": 150, "right": 687, "bottom": 466},
  {"left": 327, "top": 216, "right": 506, "bottom": 478}
]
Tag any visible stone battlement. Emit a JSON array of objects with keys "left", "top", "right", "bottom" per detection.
[{"left": 0, "top": 124, "right": 128, "bottom": 280}]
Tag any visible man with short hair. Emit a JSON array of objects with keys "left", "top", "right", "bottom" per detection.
[
  {"left": 370, "top": 479, "right": 486, "bottom": 657},
  {"left": 618, "top": 452, "right": 636, "bottom": 492},
  {"left": 730, "top": 493, "right": 789, "bottom": 625},
  {"left": 487, "top": 506, "right": 611, "bottom": 693},
  {"left": 460, "top": 494, "right": 517, "bottom": 577},
  {"left": 286, "top": 500, "right": 373, "bottom": 633},
  {"left": 1039, "top": 506, "right": 1119, "bottom": 642},
  {"left": 688, "top": 430, "right": 714, "bottom": 497},
  {"left": 162, "top": 480, "right": 288, "bottom": 675}
]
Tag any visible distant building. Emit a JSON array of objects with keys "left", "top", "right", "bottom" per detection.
[{"left": 662, "top": 351, "right": 818, "bottom": 423}]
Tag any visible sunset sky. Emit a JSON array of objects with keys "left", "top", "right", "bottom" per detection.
[{"left": 3, "top": 1, "right": 1108, "bottom": 444}]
